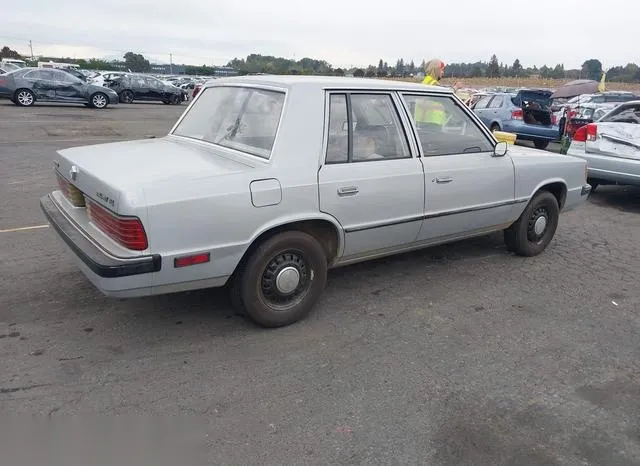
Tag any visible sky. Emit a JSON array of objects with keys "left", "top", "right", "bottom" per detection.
[{"left": 2, "top": 0, "right": 637, "bottom": 69}]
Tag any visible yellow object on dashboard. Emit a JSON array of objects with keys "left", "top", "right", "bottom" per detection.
[{"left": 493, "top": 130, "right": 517, "bottom": 145}]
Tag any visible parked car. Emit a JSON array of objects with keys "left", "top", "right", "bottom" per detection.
[
  {"left": 40, "top": 76, "right": 591, "bottom": 328},
  {"left": 567, "top": 100, "right": 640, "bottom": 190},
  {"left": 472, "top": 89, "right": 560, "bottom": 149},
  {"left": 0, "top": 68, "right": 119, "bottom": 108},
  {"left": 107, "top": 73, "right": 187, "bottom": 104}
]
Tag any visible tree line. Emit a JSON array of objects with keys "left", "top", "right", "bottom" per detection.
[{"left": 3, "top": 45, "right": 640, "bottom": 83}]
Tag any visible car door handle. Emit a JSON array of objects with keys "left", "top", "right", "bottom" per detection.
[
  {"left": 435, "top": 177, "right": 454, "bottom": 184},
  {"left": 337, "top": 186, "right": 359, "bottom": 196}
]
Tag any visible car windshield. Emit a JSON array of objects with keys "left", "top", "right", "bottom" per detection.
[{"left": 172, "top": 86, "right": 285, "bottom": 159}]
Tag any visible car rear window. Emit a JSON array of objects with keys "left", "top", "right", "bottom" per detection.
[{"left": 172, "top": 86, "right": 285, "bottom": 159}]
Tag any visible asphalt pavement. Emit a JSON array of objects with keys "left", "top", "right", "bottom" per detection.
[{"left": 1, "top": 100, "right": 639, "bottom": 465}]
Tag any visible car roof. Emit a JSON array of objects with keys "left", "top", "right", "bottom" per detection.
[{"left": 203, "top": 75, "right": 452, "bottom": 93}]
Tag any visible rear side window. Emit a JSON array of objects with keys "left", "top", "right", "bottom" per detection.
[
  {"left": 325, "top": 93, "right": 410, "bottom": 163},
  {"left": 488, "top": 96, "right": 504, "bottom": 108},
  {"left": 172, "top": 86, "right": 285, "bottom": 159}
]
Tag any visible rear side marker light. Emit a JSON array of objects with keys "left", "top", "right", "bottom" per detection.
[{"left": 174, "top": 253, "right": 210, "bottom": 268}]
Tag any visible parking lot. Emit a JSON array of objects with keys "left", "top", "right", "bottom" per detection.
[{"left": 2, "top": 100, "right": 640, "bottom": 464}]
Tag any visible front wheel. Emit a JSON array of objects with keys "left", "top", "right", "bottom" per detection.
[
  {"left": 534, "top": 140, "right": 550, "bottom": 150},
  {"left": 169, "top": 94, "right": 181, "bottom": 105},
  {"left": 90, "top": 92, "right": 109, "bottom": 109},
  {"left": 233, "top": 231, "right": 328, "bottom": 328},
  {"left": 504, "top": 190, "right": 559, "bottom": 257}
]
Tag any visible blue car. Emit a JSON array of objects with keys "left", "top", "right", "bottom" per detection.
[{"left": 472, "top": 90, "right": 561, "bottom": 150}]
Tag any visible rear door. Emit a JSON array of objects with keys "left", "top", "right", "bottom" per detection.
[
  {"left": 23, "top": 69, "right": 56, "bottom": 100},
  {"left": 318, "top": 92, "right": 425, "bottom": 259}
]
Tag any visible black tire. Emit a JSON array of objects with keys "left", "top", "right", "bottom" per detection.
[
  {"left": 169, "top": 94, "right": 181, "bottom": 105},
  {"left": 119, "top": 90, "right": 134, "bottom": 104},
  {"left": 490, "top": 123, "right": 500, "bottom": 132},
  {"left": 534, "top": 140, "right": 550, "bottom": 150},
  {"left": 234, "top": 231, "right": 328, "bottom": 328},
  {"left": 14, "top": 89, "right": 35, "bottom": 107},
  {"left": 89, "top": 92, "right": 109, "bottom": 109},
  {"left": 504, "top": 190, "right": 559, "bottom": 257},
  {"left": 587, "top": 179, "right": 599, "bottom": 193}
]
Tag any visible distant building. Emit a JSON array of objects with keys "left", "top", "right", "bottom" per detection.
[
  {"left": 212, "top": 66, "right": 238, "bottom": 77},
  {"left": 150, "top": 64, "right": 185, "bottom": 74}
]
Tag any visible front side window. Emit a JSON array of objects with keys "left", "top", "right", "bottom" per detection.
[
  {"left": 172, "top": 86, "right": 285, "bottom": 159},
  {"left": 403, "top": 94, "right": 494, "bottom": 156}
]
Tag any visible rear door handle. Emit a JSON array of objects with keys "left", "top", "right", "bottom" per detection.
[
  {"left": 337, "top": 186, "right": 359, "bottom": 196},
  {"left": 435, "top": 177, "right": 454, "bottom": 184}
]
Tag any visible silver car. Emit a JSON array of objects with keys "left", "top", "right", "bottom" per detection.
[
  {"left": 567, "top": 100, "right": 640, "bottom": 190},
  {"left": 40, "top": 76, "right": 591, "bottom": 327}
]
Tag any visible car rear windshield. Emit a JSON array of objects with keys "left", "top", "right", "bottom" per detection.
[
  {"left": 172, "top": 86, "right": 285, "bottom": 159},
  {"left": 601, "top": 104, "right": 640, "bottom": 124}
]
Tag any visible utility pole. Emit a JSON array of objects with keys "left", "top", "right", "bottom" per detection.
[
  {"left": 29, "top": 40, "right": 34, "bottom": 61},
  {"left": 169, "top": 53, "right": 173, "bottom": 74}
]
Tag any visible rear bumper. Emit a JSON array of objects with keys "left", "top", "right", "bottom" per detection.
[
  {"left": 40, "top": 194, "right": 161, "bottom": 278},
  {"left": 502, "top": 121, "right": 561, "bottom": 141}
]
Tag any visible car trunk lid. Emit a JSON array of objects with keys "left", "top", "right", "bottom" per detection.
[
  {"left": 512, "top": 90, "right": 554, "bottom": 127},
  {"left": 54, "top": 136, "right": 257, "bottom": 214}
]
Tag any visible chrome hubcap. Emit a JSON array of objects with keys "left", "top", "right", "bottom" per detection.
[
  {"left": 18, "top": 92, "right": 33, "bottom": 105},
  {"left": 534, "top": 216, "right": 547, "bottom": 236},
  {"left": 93, "top": 95, "right": 106, "bottom": 107},
  {"left": 275, "top": 266, "right": 300, "bottom": 294}
]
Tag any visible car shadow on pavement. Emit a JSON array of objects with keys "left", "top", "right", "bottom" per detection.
[{"left": 589, "top": 186, "right": 640, "bottom": 214}]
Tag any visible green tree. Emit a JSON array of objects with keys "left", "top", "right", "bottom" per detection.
[
  {"left": 551, "top": 64, "right": 565, "bottom": 79},
  {"left": 487, "top": 54, "right": 500, "bottom": 77},
  {"left": 395, "top": 58, "right": 405, "bottom": 77},
  {"left": 334, "top": 68, "right": 345, "bottom": 76},
  {"left": 123, "top": 52, "right": 151, "bottom": 72},
  {"left": 511, "top": 58, "right": 522, "bottom": 77},
  {"left": 353, "top": 68, "right": 365, "bottom": 77},
  {"left": 581, "top": 59, "right": 603, "bottom": 81},
  {"left": 0, "top": 46, "right": 22, "bottom": 59}
]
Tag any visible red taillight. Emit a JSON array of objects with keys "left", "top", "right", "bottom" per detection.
[
  {"left": 192, "top": 85, "right": 202, "bottom": 98},
  {"left": 511, "top": 109, "right": 523, "bottom": 120},
  {"left": 86, "top": 199, "right": 148, "bottom": 251},
  {"left": 551, "top": 114, "right": 557, "bottom": 125},
  {"left": 573, "top": 125, "right": 587, "bottom": 142},
  {"left": 572, "top": 123, "right": 597, "bottom": 142}
]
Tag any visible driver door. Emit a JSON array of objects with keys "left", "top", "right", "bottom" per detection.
[
  {"left": 52, "top": 69, "right": 85, "bottom": 102},
  {"left": 401, "top": 93, "right": 518, "bottom": 242}
]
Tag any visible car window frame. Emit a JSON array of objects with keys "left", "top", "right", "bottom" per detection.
[
  {"left": 24, "top": 69, "right": 55, "bottom": 80},
  {"left": 52, "top": 69, "right": 82, "bottom": 85},
  {"left": 398, "top": 91, "right": 497, "bottom": 158},
  {"left": 323, "top": 90, "right": 417, "bottom": 165},
  {"left": 169, "top": 83, "right": 289, "bottom": 163}
]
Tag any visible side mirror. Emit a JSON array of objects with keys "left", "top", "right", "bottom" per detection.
[{"left": 493, "top": 141, "right": 508, "bottom": 157}]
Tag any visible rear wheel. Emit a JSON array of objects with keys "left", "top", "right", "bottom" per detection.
[
  {"left": 119, "top": 90, "right": 134, "bottom": 104},
  {"left": 490, "top": 123, "right": 500, "bottom": 132},
  {"left": 534, "top": 139, "right": 550, "bottom": 150},
  {"left": 15, "top": 89, "right": 35, "bottom": 107},
  {"left": 232, "top": 231, "right": 328, "bottom": 328},
  {"left": 504, "top": 190, "right": 559, "bottom": 257},
  {"left": 90, "top": 92, "right": 108, "bottom": 109}
]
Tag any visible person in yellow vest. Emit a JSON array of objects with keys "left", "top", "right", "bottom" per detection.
[{"left": 415, "top": 58, "right": 449, "bottom": 126}]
